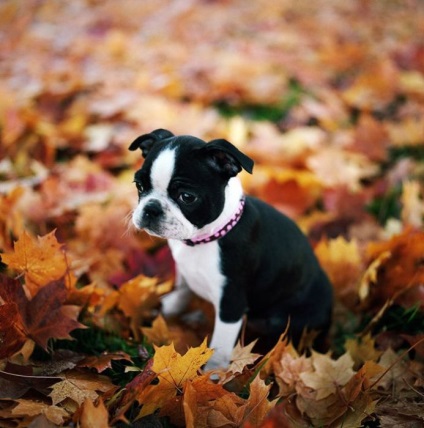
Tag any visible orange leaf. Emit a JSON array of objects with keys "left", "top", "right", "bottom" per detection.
[
  {"left": 79, "top": 398, "right": 110, "bottom": 428},
  {"left": 1, "top": 230, "right": 69, "bottom": 296},
  {"left": 365, "top": 229, "right": 424, "bottom": 307},
  {"left": 241, "top": 376, "right": 277, "bottom": 426}
]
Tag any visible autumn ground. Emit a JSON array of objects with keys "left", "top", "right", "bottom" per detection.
[{"left": 1, "top": 0, "right": 424, "bottom": 426}]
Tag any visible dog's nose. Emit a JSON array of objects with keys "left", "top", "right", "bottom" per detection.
[{"left": 143, "top": 200, "right": 163, "bottom": 220}]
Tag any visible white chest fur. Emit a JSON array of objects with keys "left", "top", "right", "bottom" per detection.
[{"left": 168, "top": 239, "right": 225, "bottom": 307}]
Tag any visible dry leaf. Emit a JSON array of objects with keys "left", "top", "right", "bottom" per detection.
[
  {"left": 300, "top": 352, "right": 355, "bottom": 400},
  {"left": 137, "top": 338, "right": 213, "bottom": 418},
  {"left": 49, "top": 371, "right": 115, "bottom": 406},
  {"left": 1, "top": 230, "right": 69, "bottom": 296},
  {"left": 228, "top": 340, "right": 262, "bottom": 374}
]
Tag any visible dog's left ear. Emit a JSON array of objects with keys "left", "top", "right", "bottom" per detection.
[
  {"left": 201, "top": 139, "right": 254, "bottom": 177},
  {"left": 129, "top": 129, "right": 174, "bottom": 158}
]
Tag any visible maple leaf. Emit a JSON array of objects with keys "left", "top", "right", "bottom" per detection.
[
  {"left": 101, "top": 275, "right": 172, "bottom": 340},
  {"left": 344, "top": 334, "right": 382, "bottom": 368},
  {"left": 274, "top": 346, "right": 313, "bottom": 397},
  {"left": 78, "top": 352, "right": 132, "bottom": 373},
  {"left": 49, "top": 370, "right": 115, "bottom": 406},
  {"left": 11, "top": 398, "right": 69, "bottom": 425},
  {"left": 0, "top": 275, "right": 84, "bottom": 357},
  {"left": 180, "top": 376, "right": 234, "bottom": 428},
  {"left": 228, "top": 340, "right": 262, "bottom": 374},
  {"left": 300, "top": 351, "right": 355, "bottom": 400},
  {"left": 1, "top": 230, "right": 69, "bottom": 297},
  {"left": 240, "top": 376, "right": 277, "bottom": 426},
  {"left": 137, "top": 338, "right": 213, "bottom": 418},
  {"left": 314, "top": 236, "right": 363, "bottom": 305},
  {"left": 141, "top": 314, "right": 172, "bottom": 346},
  {"left": 365, "top": 229, "right": 424, "bottom": 308}
]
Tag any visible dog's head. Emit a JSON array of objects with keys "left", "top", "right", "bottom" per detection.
[{"left": 130, "top": 129, "right": 253, "bottom": 241}]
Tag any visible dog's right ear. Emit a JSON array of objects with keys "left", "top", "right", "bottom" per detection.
[{"left": 129, "top": 129, "right": 174, "bottom": 158}]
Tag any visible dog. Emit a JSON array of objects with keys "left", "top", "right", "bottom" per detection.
[{"left": 130, "top": 129, "right": 333, "bottom": 369}]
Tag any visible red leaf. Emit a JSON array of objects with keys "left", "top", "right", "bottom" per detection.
[{"left": 0, "top": 274, "right": 84, "bottom": 356}]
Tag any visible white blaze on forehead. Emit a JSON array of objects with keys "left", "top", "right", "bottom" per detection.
[{"left": 150, "top": 148, "right": 176, "bottom": 193}]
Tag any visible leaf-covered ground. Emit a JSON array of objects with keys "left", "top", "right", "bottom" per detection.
[{"left": 1, "top": 0, "right": 424, "bottom": 426}]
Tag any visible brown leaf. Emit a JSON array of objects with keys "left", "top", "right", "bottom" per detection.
[
  {"left": 49, "top": 370, "right": 115, "bottom": 406},
  {"left": 240, "top": 376, "right": 277, "bottom": 426},
  {"left": 78, "top": 352, "right": 132, "bottom": 373},
  {"left": 300, "top": 352, "right": 355, "bottom": 400},
  {"left": 228, "top": 340, "right": 261, "bottom": 374},
  {"left": 11, "top": 398, "right": 69, "bottom": 425}
]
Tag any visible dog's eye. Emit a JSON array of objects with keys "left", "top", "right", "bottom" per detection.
[
  {"left": 178, "top": 192, "right": 197, "bottom": 204},
  {"left": 134, "top": 181, "right": 144, "bottom": 193}
]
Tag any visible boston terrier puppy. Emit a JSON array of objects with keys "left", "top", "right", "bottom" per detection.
[{"left": 130, "top": 129, "right": 333, "bottom": 369}]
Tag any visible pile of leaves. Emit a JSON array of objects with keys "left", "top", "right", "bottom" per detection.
[{"left": 1, "top": 0, "right": 424, "bottom": 426}]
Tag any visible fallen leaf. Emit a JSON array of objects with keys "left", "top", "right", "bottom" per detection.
[
  {"left": 49, "top": 370, "right": 115, "bottom": 406},
  {"left": 344, "top": 334, "right": 383, "bottom": 368},
  {"left": 137, "top": 338, "right": 213, "bottom": 418},
  {"left": 78, "top": 352, "right": 132, "bottom": 373},
  {"left": 240, "top": 375, "right": 277, "bottom": 426},
  {"left": 141, "top": 314, "right": 172, "bottom": 346},
  {"left": 228, "top": 340, "right": 261, "bottom": 374},
  {"left": 1, "top": 230, "right": 69, "bottom": 297},
  {"left": 314, "top": 236, "right": 363, "bottom": 306},
  {"left": 365, "top": 229, "right": 424, "bottom": 308},
  {"left": 300, "top": 351, "right": 355, "bottom": 400},
  {"left": 0, "top": 275, "right": 84, "bottom": 357},
  {"left": 11, "top": 398, "right": 69, "bottom": 425},
  {"left": 307, "top": 147, "right": 379, "bottom": 192}
]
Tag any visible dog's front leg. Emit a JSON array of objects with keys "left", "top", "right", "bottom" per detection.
[
  {"left": 205, "top": 315, "right": 243, "bottom": 370},
  {"left": 161, "top": 270, "right": 192, "bottom": 317}
]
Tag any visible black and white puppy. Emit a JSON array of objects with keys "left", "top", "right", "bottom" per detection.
[{"left": 130, "top": 129, "right": 333, "bottom": 369}]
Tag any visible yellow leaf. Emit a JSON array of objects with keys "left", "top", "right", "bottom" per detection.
[
  {"left": 141, "top": 314, "right": 171, "bottom": 346},
  {"left": 315, "top": 236, "right": 363, "bottom": 304},
  {"left": 344, "top": 334, "right": 382, "bottom": 368},
  {"left": 138, "top": 338, "right": 213, "bottom": 418}
]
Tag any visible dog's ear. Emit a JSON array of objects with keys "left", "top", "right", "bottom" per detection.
[
  {"left": 201, "top": 139, "right": 254, "bottom": 177},
  {"left": 129, "top": 129, "right": 174, "bottom": 158}
]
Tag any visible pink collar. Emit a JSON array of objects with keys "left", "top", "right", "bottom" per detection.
[{"left": 184, "top": 197, "right": 246, "bottom": 247}]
